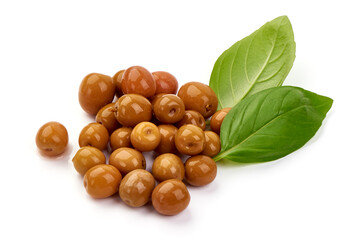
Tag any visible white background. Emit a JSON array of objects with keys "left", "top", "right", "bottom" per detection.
[{"left": 0, "top": 0, "right": 358, "bottom": 239}]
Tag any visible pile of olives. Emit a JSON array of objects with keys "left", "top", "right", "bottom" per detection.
[{"left": 35, "top": 66, "right": 231, "bottom": 216}]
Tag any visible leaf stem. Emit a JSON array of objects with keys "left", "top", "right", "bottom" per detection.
[{"left": 213, "top": 152, "right": 226, "bottom": 162}]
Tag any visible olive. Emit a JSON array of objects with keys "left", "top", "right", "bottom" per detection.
[
  {"left": 121, "top": 66, "right": 156, "bottom": 98},
  {"left": 175, "top": 124, "right": 205, "bottom": 155},
  {"left": 113, "top": 69, "right": 125, "bottom": 97},
  {"left": 152, "top": 153, "right": 184, "bottom": 182},
  {"left": 152, "top": 71, "right": 178, "bottom": 94},
  {"left": 176, "top": 110, "right": 206, "bottom": 130},
  {"left": 202, "top": 131, "right": 221, "bottom": 157},
  {"left": 72, "top": 146, "right": 106, "bottom": 175},
  {"left": 36, "top": 122, "right": 68, "bottom": 156},
  {"left": 78, "top": 73, "right": 115, "bottom": 115},
  {"left": 110, "top": 127, "right": 132, "bottom": 151},
  {"left": 152, "top": 179, "right": 190, "bottom": 216},
  {"left": 153, "top": 94, "right": 185, "bottom": 124},
  {"left": 78, "top": 123, "right": 109, "bottom": 150},
  {"left": 177, "top": 82, "right": 218, "bottom": 118},
  {"left": 119, "top": 169, "right": 155, "bottom": 207},
  {"left": 210, "top": 108, "right": 231, "bottom": 134},
  {"left": 114, "top": 94, "right": 152, "bottom": 127},
  {"left": 155, "top": 125, "right": 178, "bottom": 154},
  {"left": 95, "top": 103, "right": 121, "bottom": 134},
  {"left": 109, "top": 147, "right": 146, "bottom": 176},
  {"left": 185, "top": 155, "right": 217, "bottom": 186},
  {"left": 130, "top": 122, "right": 161, "bottom": 152},
  {"left": 83, "top": 164, "right": 122, "bottom": 199}
]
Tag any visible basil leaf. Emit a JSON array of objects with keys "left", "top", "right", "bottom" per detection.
[
  {"left": 209, "top": 16, "right": 296, "bottom": 109},
  {"left": 214, "top": 86, "right": 333, "bottom": 163}
]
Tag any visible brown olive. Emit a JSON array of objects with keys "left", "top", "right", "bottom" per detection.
[
  {"left": 210, "top": 107, "right": 231, "bottom": 134},
  {"left": 113, "top": 69, "right": 125, "bottom": 97},
  {"left": 175, "top": 124, "right": 205, "bottom": 155},
  {"left": 130, "top": 122, "right": 161, "bottom": 152},
  {"left": 110, "top": 127, "right": 132, "bottom": 151},
  {"left": 185, "top": 155, "right": 217, "bottom": 186},
  {"left": 78, "top": 73, "right": 116, "bottom": 115},
  {"left": 83, "top": 164, "right": 122, "bottom": 199},
  {"left": 202, "top": 131, "right": 221, "bottom": 157},
  {"left": 152, "top": 71, "right": 178, "bottom": 94},
  {"left": 78, "top": 123, "right": 109, "bottom": 150},
  {"left": 114, "top": 94, "right": 152, "bottom": 127},
  {"left": 119, "top": 169, "right": 155, "bottom": 207},
  {"left": 155, "top": 125, "right": 178, "bottom": 154},
  {"left": 95, "top": 103, "right": 121, "bottom": 134},
  {"left": 176, "top": 110, "right": 206, "bottom": 130},
  {"left": 109, "top": 147, "right": 146, "bottom": 176},
  {"left": 177, "top": 82, "right": 218, "bottom": 118},
  {"left": 36, "top": 122, "right": 68, "bottom": 156},
  {"left": 121, "top": 66, "right": 156, "bottom": 98},
  {"left": 152, "top": 179, "right": 190, "bottom": 216},
  {"left": 72, "top": 146, "right": 106, "bottom": 175},
  {"left": 152, "top": 153, "right": 184, "bottom": 182},
  {"left": 153, "top": 94, "right": 185, "bottom": 124}
]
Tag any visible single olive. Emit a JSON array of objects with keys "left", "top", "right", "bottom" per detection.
[
  {"left": 175, "top": 124, "right": 205, "bottom": 155},
  {"left": 152, "top": 153, "right": 185, "bottom": 182},
  {"left": 185, "top": 155, "right": 217, "bottom": 186},
  {"left": 210, "top": 107, "right": 231, "bottom": 134},
  {"left": 95, "top": 103, "right": 121, "bottom": 134},
  {"left": 130, "top": 122, "right": 161, "bottom": 152},
  {"left": 109, "top": 147, "right": 146, "bottom": 176},
  {"left": 176, "top": 110, "right": 206, "bottom": 130},
  {"left": 113, "top": 69, "right": 125, "bottom": 97},
  {"left": 121, "top": 66, "right": 156, "bottom": 98},
  {"left": 72, "top": 146, "right": 106, "bottom": 175},
  {"left": 78, "top": 73, "right": 116, "bottom": 115},
  {"left": 114, "top": 94, "right": 152, "bottom": 127},
  {"left": 153, "top": 94, "right": 185, "bottom": 124},
  {"left": 155, "top": 125, "right": 178, "bottom": 154},
  {"left": 177, "top": 82, "right": 218, "bottom": 118},
  {"left": 152, "top": 71, "right": 178, "bottom": 94},
  {"left": 119, "top": 169, "right": 155, "bottom": 207},
  {"left": 36, "top": 121, "right": 68, "bottom": 156},
  {"left": 78, "top": 123, "right": 109, "bottom": 150},
  {"left": 110, "top": 127, "right": 132, "bottom": 151},
  {"left": 152, "top": 179, "right": 190, "bottom": 216},
  {"left": 83, "top": 164, "right": 122, "bottom": 199},
  {"left": 202, "top": 131, "right": 221, "bottom": 157}
]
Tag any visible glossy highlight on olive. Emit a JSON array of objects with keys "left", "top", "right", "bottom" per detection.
[
  {"left": 78, "top": 123, "right": 109, "bottom": 150},
  {"left": 78, "top": 73, "right": 115, "bottom": 115},
  {"left": 121, "top": 66, "right": 156, "bottom": 98},
  {"left": 36, "top": 121, "right": 68, "bottom": 156},
  {"left": 114, "top": 94, "right": 152, "bottom": 127},
  {"left": 119, "top": 169, "right": 155, "bottom": 207},
  {"left": 152, "top": 179, "right": 190, "bottom": 216},
  {"left": 95, "top": 103, "right": 121, "bottom": 134},
  {"left": 185, "top": 155, "right": 217, "bottom": 186},
  {"left": 153, "top": 94, "right": 185, "bottom": 124},
  {"left": 175, "top": 124, "right": 205, "bottom": 155},
  {"left": 152, "top": 71, "right": 178, "bottom": 94},
  {"left": 178, "top": 82, "right": 218, "bottom": 118},
  {"left": 109, "top": 147, "right": 146, "bottom": 176},
  {"left": 72, "top": 146, "right": 106, "bottom": 175},
  {"left": 130, "top": 122, "right": 160, "bottom": 152},
  {"left": 83, "top": 164, "right": 122, "bottom": 199},
  {"left": 152, "top": 153, "right": 184, "bottom": 182}
]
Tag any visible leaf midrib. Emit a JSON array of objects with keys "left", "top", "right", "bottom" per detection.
[{"left": 215, "top": 103, "right": 311, "bottom": 161}]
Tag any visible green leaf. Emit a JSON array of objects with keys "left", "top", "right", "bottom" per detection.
[
  {"left": 214, "top": 86, "right": 333, "bottom": 163},
  {"left": 209, "top": 16, "right": 296, "bottom": 109}
]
